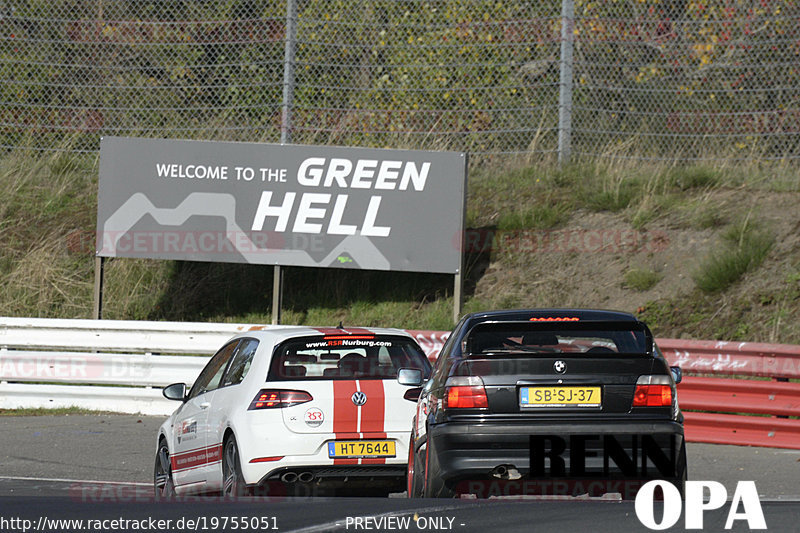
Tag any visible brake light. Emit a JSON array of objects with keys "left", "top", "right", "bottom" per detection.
[
  {"left": 323, "top": 335, "right": 375, "bottom": 340},
  {"left": 248, "top": 389, "right": 313, "bottom": 410},
  {"left": 632, "top": 376, "right": 673, "bottom": 407},
  {"left": 444, "top": 376, "right": 488, "bottom": 409}
]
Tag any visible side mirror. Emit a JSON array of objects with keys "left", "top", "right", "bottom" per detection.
[
  {"left": 404, "top": 387, "right": 423, "bottom": 402},
  {"left": 670, "top": 366, "right": 682, "bottom": 384},
  {"left": 163, "top": 383, "right": 187, "bottom": 401},
  {"left": 397, "top": 368, "right": 424, "bottom": 387}
]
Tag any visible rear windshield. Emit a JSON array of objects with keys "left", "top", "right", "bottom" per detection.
[
  {"left": 464, "top": 321, "right": 649, "bottom": 356},
  {"left": 268, "top": 335, "right": 432, "bottom": 381}
]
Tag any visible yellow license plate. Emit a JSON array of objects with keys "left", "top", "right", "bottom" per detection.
[
  {"left": 520, "top": 386, "right": 601, "bottom": 408},
  {"left": 327, "top": 440, "right": 396, "bottom": 458}
]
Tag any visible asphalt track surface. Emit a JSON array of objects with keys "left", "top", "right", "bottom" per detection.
[{"left": 0, "top": 414, "right": 798, "bottom": 532}]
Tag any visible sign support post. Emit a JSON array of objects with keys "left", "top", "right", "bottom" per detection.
[
  {"left": 93, "top": 256, "right": 104, "bottom": 320},
  {"left": 271, "top": 265, "right": 283, "bottom": 325},
  {"left": 452, "top": 152, "right": 467, "bottom": 324},
  {"left": 453, "top": 272, "right": 462, "bottom": 324}
]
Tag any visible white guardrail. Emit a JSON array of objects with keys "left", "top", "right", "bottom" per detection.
[
  {"left": 0, "top": 317, "right": 448, "bottom": 416},
  {"left": 0, "top": 318, "right": 274, "bottom": 416}
]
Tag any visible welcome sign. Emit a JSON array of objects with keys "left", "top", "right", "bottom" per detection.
[{"left": 96, "top": 137, "right": 467, "bottom": 274}]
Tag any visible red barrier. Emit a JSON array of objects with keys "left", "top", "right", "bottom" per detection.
[
  {"left": 407, "top": 330, "right": 800, "bottom": 450},
  {"left": 682, "top": 412, "right": 800, "bottom": 450},
  {"left": 659, "top": 338, "right": 800, "bottom": 379},
  {"left": 677, "top": 376, "right": 800, "bottom": 450},
  {"left": 405, "top": 330, "right": 450, "bottom": 362},
  {"left": 677, "top": 376, "right": 800, "bottom": 417}
]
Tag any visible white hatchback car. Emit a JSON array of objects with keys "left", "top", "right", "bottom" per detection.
[{"left": 154, "top": 326, "right": 431, "bottom": 498}]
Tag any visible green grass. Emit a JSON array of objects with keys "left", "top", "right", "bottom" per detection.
[
  {"left": 496, "top": 204, "right": 570, "bottom": 231},
  {"left": 624, "top": 268, "right": 662, "bottom": 291},
  {"left": 693, "top": 219, "right": 775, "bottom": 293},
  {"left": 580, "top": 176, "right": 641, "bottom": 212},
  {"left": 679, "top": 198, "right": 726, "bottom": 230},
  {"left": 667, "top": 166, "right": 721, "bottom": 191}
]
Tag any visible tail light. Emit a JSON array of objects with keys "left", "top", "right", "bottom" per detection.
[
  {"left": 248, "top": 389, "right": 313, "bottom": 410},
  {"left": 633, "top": 375, "right": 673, "bottom": 407},
  {"left": 445, "top": 376, "right": 488, "bottom": 409}
]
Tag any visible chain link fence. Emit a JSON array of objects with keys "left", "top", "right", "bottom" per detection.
[{"left": 0, "top": 0, "right": 797, "bottom": 161}]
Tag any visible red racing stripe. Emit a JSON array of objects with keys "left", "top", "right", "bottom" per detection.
[
  {"left": 358, "top": 380, "right": 387, "bottom": 465},
  {"left": 332, "top": 380, "right": 359, "bottom": 465},
  {"left": 170, "top": 443, "right": 223, "bottom": 472},
  {"left": 206, "top": 443, "right": 222, "bottom": 465}
]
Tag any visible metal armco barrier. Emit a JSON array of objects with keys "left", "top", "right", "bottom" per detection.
[
  {"left": 681, "top": 413, "right": 800, "bottom": 450},
  {"left": 406, "top": 330, "right": 451, "bottom": 362},
  {"left": 2, "top": 319, "right": 799, "bottom": 450},
  {"left": 677, "top": 377, "right": 800, "bottom": 418},
  {"left": 675, "top": 377, "right": 800, "bottom": 450},
  {"left": 652, "top": 338, "right": 800, "bottom": 450},
  {"left": 658, "top": 338, "right": 800, "bottom": 379}
]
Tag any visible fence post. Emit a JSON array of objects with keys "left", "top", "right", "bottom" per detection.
[
  {"left": 558, "top": 0, "right": 575, "bottom": 165},
  {"left": 274, "top": 0, "right": 298, "bottom": 325},
  {"left": 281, "top": 0, "right": 298, "bottom": 145}
]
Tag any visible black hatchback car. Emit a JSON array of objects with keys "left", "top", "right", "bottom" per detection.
[{"left": 405, "top": 309, "right": 687, "bottom": 499}]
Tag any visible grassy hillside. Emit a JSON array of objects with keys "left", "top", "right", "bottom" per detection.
[{"left": 1, "top": 149, "right": 798, "bottom": 343}]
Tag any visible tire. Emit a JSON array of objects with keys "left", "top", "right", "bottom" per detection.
[
  {"left": 423, "top": 435, "right": 455, "bottom": 498},
  {"left": 222, "top": 434, "right": 250, "bottom": 498},
  {"left": 673, "top": 443, "right": 688, "bottom": 499},
  {"left": 407, "top": 432, "right": 425, "bottom": 498},
  {"left": 154, "top": 438, "right": 175, "bottom": 501}
]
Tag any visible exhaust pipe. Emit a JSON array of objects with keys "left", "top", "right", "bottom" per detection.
[
  {"left": 297, "top": 472, "right": 314, "bottom": 483},
  {"left": 280, "top": 472, "right": 298, "bottom": 483},
  {"left": 492, "top": 465, "right": 508, "bottom": 478},
  {"left": 491, "top": 464, "right": 521, "bottom": 480}
]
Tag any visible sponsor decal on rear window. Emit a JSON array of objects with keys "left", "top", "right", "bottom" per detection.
[
  {"left": 304, "top": 339, "right": 393, "bottom": 349},
  {"left": 268, "top": 335, "right": 431, "bottom": 381}
]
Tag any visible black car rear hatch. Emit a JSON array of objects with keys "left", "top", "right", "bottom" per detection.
[{"left": 451, "top": 320, "right": 672, "bottom": 419}]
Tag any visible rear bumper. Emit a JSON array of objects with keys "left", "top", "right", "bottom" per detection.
[
  {"left": 238, "top": 430, "right": 409, "bottom": 490},
  {"left": 427, "top": 419, "right": 686, "bottom": 493},
  {"left": 253, "top": 465, "right": 406, "bottom": 496},
  {"left": 257, "top": 464, "right": 405, "bottom": 485}
]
